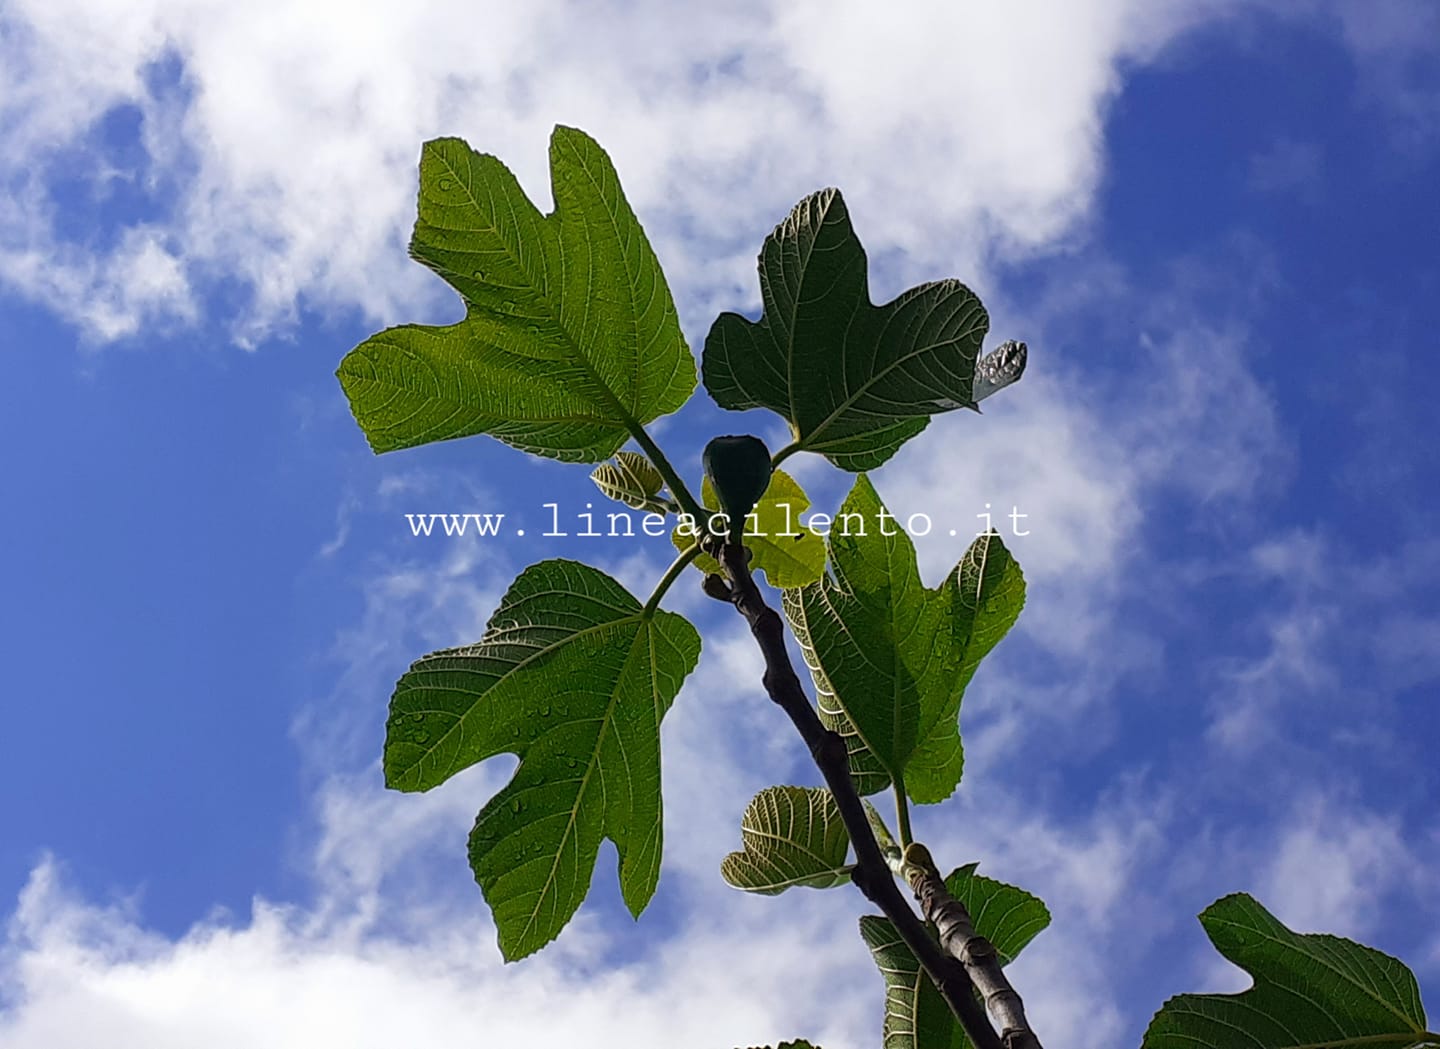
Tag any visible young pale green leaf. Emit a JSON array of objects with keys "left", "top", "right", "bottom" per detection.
[
  {"left": 783, "top": 477, "right": 1024, "bottom": 802},
  {"left": 1142, "top": 893, "right": 1434, "bottom": 1049},
  {"left": 721, "top": 786, "right": 852, "bottom": 895},
  {"left": 591, "top": 450, "right": 668, "bottom": 512},
  {"left": 383, "top": 559, "right": 700, "bottom": 961},
  {"left": 672, "top": 470, "right": 827, "bottom": 588},
  {"left": 860, "top": 866, "right": 1050, "bottom": 1049},
  {"left": 702, "top": 188, "right": 989, "bottom": 471},
  {"left": 337, "top": 127, "right": 695, "bottom": 462}
]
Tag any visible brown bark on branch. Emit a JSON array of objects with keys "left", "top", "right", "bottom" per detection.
[
  {"left": 704, "top": 548, "right": 1004, "bottom": 1049},
  {"left": 900, "top": 843, "right": 1043, "bottom": 1049}
]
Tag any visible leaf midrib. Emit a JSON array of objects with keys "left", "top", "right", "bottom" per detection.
[
  {"left": 429, "top": 144, "right": 651, "bottom": 443},
  {"left": 798, "top": 308, "right": 977, "bottom": 453},
  {"left": 513, "top": 618, "right": 655, "bottom": 950}
]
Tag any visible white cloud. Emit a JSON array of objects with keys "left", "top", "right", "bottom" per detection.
[
  {"left": 0, "top": 0, "right": 1282, "bottom": 345},
  {"left": 6, "top": 2, "right": 1438, "bottom": 1045}
]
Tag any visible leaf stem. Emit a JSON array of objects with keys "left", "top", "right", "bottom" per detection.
[
  {"left": 893, "top": 779, "right": 914, "bottom": 849},
  {"left": 643, "top": 543, "right": 703, "bottom": 616},
  {"left": 770, "top": 441, "right": 801, "bottom": 470},
  {"left": 628, "top": 424, "right": 708, "bottom": 526}
]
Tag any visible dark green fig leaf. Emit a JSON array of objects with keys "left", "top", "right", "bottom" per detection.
[
  {"left": 783, "top": 476, "right": 1024, "bottom": 802},
  {"left": 702, "top": 188, "right": 990, "bottom": 470}
]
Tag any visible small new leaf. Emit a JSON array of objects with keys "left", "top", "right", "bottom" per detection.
[
  {"left": 702, "top": 188, "right": 991, "bottom": 470},
  {"left": 1143, "top": 893, "right": 1434, "bottom": 1049},
  {"left": 972, "top": 339, "right": 1027, "bottom": 404},
  {"left": 591, "top": 451, "right": 668, "bottom": 512},
  {"left": 383, "top": 560, "right": 701, "bottom": 960},
  {"left": 721, "top": 786, "right": 852, "bottom": 894}
]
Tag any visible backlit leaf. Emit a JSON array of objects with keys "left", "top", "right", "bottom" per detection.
[
  {"left": 784, "top": 477, "right": 1023, "bottom": 801},
  {"left": 702, "top": 188, "right": 992, "bottom": 470},
  {"left": 591, "top": 450, "right": 668, "bottom": 512},
  {"left": 673, "top": 470, "right": 827, "bottom": 589},
  {"left": 338, "top": 127, "right": 695, "bottom": 462},
  {"left": 384, "top": 559, "right": 701, "bottom": 960}
]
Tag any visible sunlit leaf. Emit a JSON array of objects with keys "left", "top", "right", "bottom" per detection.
[
  {"left": 338, "top": 126, "right": 695, "bottom": 462},
  {"left": 384, "top": 559, "right": 701, "bottom": 960},
  {"left": 784, "top": 476, "right": 1023, "bottom": 801}
]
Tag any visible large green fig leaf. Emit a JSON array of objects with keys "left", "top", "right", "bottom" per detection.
[
  {"left": 384, "top": 559, "right": 701, "bottom": 960},
  {"left": 702, "top": 188, "right": 989, "bottom": 471},
  {"left": 673, "top": 470, "right": 827, "bottom": 588},
  {"left": 721, "top": 786, "right": 852, "bottom": 894},
  {"left": 860, "top": 865, "right": 1049, "bottom": 1049},
  {"left": 1143, "top": 894, "right": 1435, "bottom": 1049},
  {"left": 338, "top": 126, "right": 695, "bottom": 462},
  {"left": 783, "top": 476, "right": 1024, "bottom": 802}
]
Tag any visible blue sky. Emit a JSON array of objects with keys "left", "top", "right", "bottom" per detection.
[{"left": 2, "top": 2, "right": 1438, "bottom": 1046}]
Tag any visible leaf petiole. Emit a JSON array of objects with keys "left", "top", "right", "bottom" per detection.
[
  {"left": 644, "top": 542, "right": 705, "bottom": 616},
  {"left": 893, "top": 777, "right": 914, "bottom": 849}
]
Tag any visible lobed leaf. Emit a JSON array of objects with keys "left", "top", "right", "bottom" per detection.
[
  {"left": 384, "top": 559, "right": 701, "bottom": 960},
  {"left": 783, "top": 476, "right": 1023, "bottom": 802},
  {"left": 338, "top": 126, "right": 695, "bottom": 462},
  {"left": 702, "top": 188, "right": 990, "bottom": 471},
  {"left": 860, "top": 866, "right": 1049, "bottom": 1049},
  {"left": 1142, "top": 893, "right": 1433, "bottom": 1049},
  {"left": 721, "top": 786, "right": 852, "bottom": 895}
]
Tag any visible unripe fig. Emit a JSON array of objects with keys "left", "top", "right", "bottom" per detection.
[{"left": 702, "top": 435, "right": 772, "bottom": 541}]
